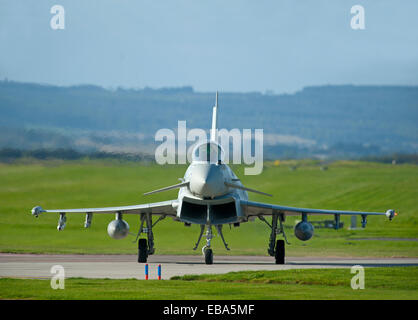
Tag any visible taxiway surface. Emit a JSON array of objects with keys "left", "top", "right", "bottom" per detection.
[{"left": 1, "top": 254, "right": 417, "bottom": 280}]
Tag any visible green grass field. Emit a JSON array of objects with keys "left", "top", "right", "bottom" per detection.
[
  {"left": 0, "top": 267, "right": 416, "bottom": 299},
  {"left": 0, "top": 159, "right": 417, "bottom": 257}
]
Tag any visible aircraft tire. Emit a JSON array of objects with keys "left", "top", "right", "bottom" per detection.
[
  {"left": 138, "top": 238, "right": 148, "bottom": 263},
  {"left": 275, "top": 240, "right": 285, "bottom": 264},
  {"left": 204, "top": 248, "right": 213, "bottom": 265}
]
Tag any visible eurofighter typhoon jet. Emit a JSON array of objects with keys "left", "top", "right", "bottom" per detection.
[{"left": 31, "top": 93, "right": 397, "bottom": 264}]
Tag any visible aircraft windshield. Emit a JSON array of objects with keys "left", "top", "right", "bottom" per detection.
[{"left": 192, "top": 142, "right": 224, "bottom": 163}]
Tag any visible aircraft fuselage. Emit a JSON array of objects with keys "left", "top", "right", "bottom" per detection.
[{"left": 176, "top": 158, "right": 248, "bottom": 225}]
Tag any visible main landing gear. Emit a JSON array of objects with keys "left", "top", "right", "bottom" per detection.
[
  {"left": 135, "top": 213, "right": 166, "bottom": 263},
  {"left": 194, "top": 224, "right": 230, "bottom": 265},
  {"left": 135, "top": 213, "right": 287, "bottom": 265},
  {"left": 259, "top": 213, "right": 288, "bottom": 264}
]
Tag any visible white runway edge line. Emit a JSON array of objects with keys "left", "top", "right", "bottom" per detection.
[{"left": 0, "top": 254, "right": 417, "bottom": 280}]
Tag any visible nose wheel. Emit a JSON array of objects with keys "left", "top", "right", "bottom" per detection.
[{"left": 203, "top": 248, "right": 213, "bottom": 265}]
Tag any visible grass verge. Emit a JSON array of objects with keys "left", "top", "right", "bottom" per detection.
[{"left": 0, "top": 267, "right": 417, "bottom": 300}]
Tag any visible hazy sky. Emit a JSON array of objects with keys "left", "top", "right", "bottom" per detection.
[{"left": 1, "top": 0, "right": 417, "bottom": 93}]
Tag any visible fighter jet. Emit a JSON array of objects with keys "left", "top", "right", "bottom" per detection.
[{"left": 31, "top": 93, "right": 397, "bottom": 264}]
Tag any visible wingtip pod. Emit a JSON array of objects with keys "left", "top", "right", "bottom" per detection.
[
  {"left": 385, "top": 209, "right": 397, "bottom": 220},
  {"left": 31, "top": 206, "right": 44, "bottom": 217}
]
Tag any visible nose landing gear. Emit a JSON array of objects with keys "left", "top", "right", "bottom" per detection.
[
  {"left": 193, "top": 224, "right": 230, "bottom": 265},
  {"left": 201, "top": 225, "right": 214, "bottom": 265}
]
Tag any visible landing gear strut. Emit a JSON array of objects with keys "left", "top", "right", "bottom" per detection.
[
  {"left": 193, "top": 225, "right": 205, "bottom": 251},
  {"left": 202, "top": 225, "right": 214, "bottom": 265},
  {"left": 259, "top": 213, "right": 288, "bottom": 264},
  {"left": 216, "top": 225, "right": 230, "bottom": 251}
]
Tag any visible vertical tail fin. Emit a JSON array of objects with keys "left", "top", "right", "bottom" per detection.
[{"left": 210, "top": 91, "right": 218, "bottom": 141}]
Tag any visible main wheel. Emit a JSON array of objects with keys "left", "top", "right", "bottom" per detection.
[
  {"left": 138, "top": 238, "right": 148, "bottom": 263},
  {"left": 204, "top": 248, "right": 213, "bottom": 265},
  {"left": 275, "top": 240, "right": 285, "bottom": 264}
]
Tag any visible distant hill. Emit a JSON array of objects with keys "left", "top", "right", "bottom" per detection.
[{"left": 0, "top": 81, "right": 417, "bottom": 159}]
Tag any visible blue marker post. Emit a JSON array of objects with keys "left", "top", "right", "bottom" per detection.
[
  {"left": 157, "top": 264, "right": 161, "bottom": 280},
  {"left": 145, "top": 263, "right": 149, "bottom": 280}
]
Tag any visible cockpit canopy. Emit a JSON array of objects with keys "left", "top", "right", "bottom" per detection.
[{"left": 192, "top": 141, "right": 225, "bottom": 163}]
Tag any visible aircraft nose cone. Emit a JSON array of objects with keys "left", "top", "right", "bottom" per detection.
[{"left": 189, "top": 164, "right": 227, "bottom": 198}]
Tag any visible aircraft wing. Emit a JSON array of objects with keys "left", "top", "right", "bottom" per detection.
[
  {"left": 240, "top": 200, "right": 396, "bottom": 219},
  {"left": 31, "top": 200, "right": 178, "bottom": 217}
]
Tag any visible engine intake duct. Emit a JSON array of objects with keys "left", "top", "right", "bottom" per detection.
[
  {"left": 180, "top": 201, "right": 207, "bottom": 224},
  {"left": 211, "top": 201, "right": 237, "bottom": 224},
  {"left": 179, "top": 198, "right": 239, "bottom": 225}
]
